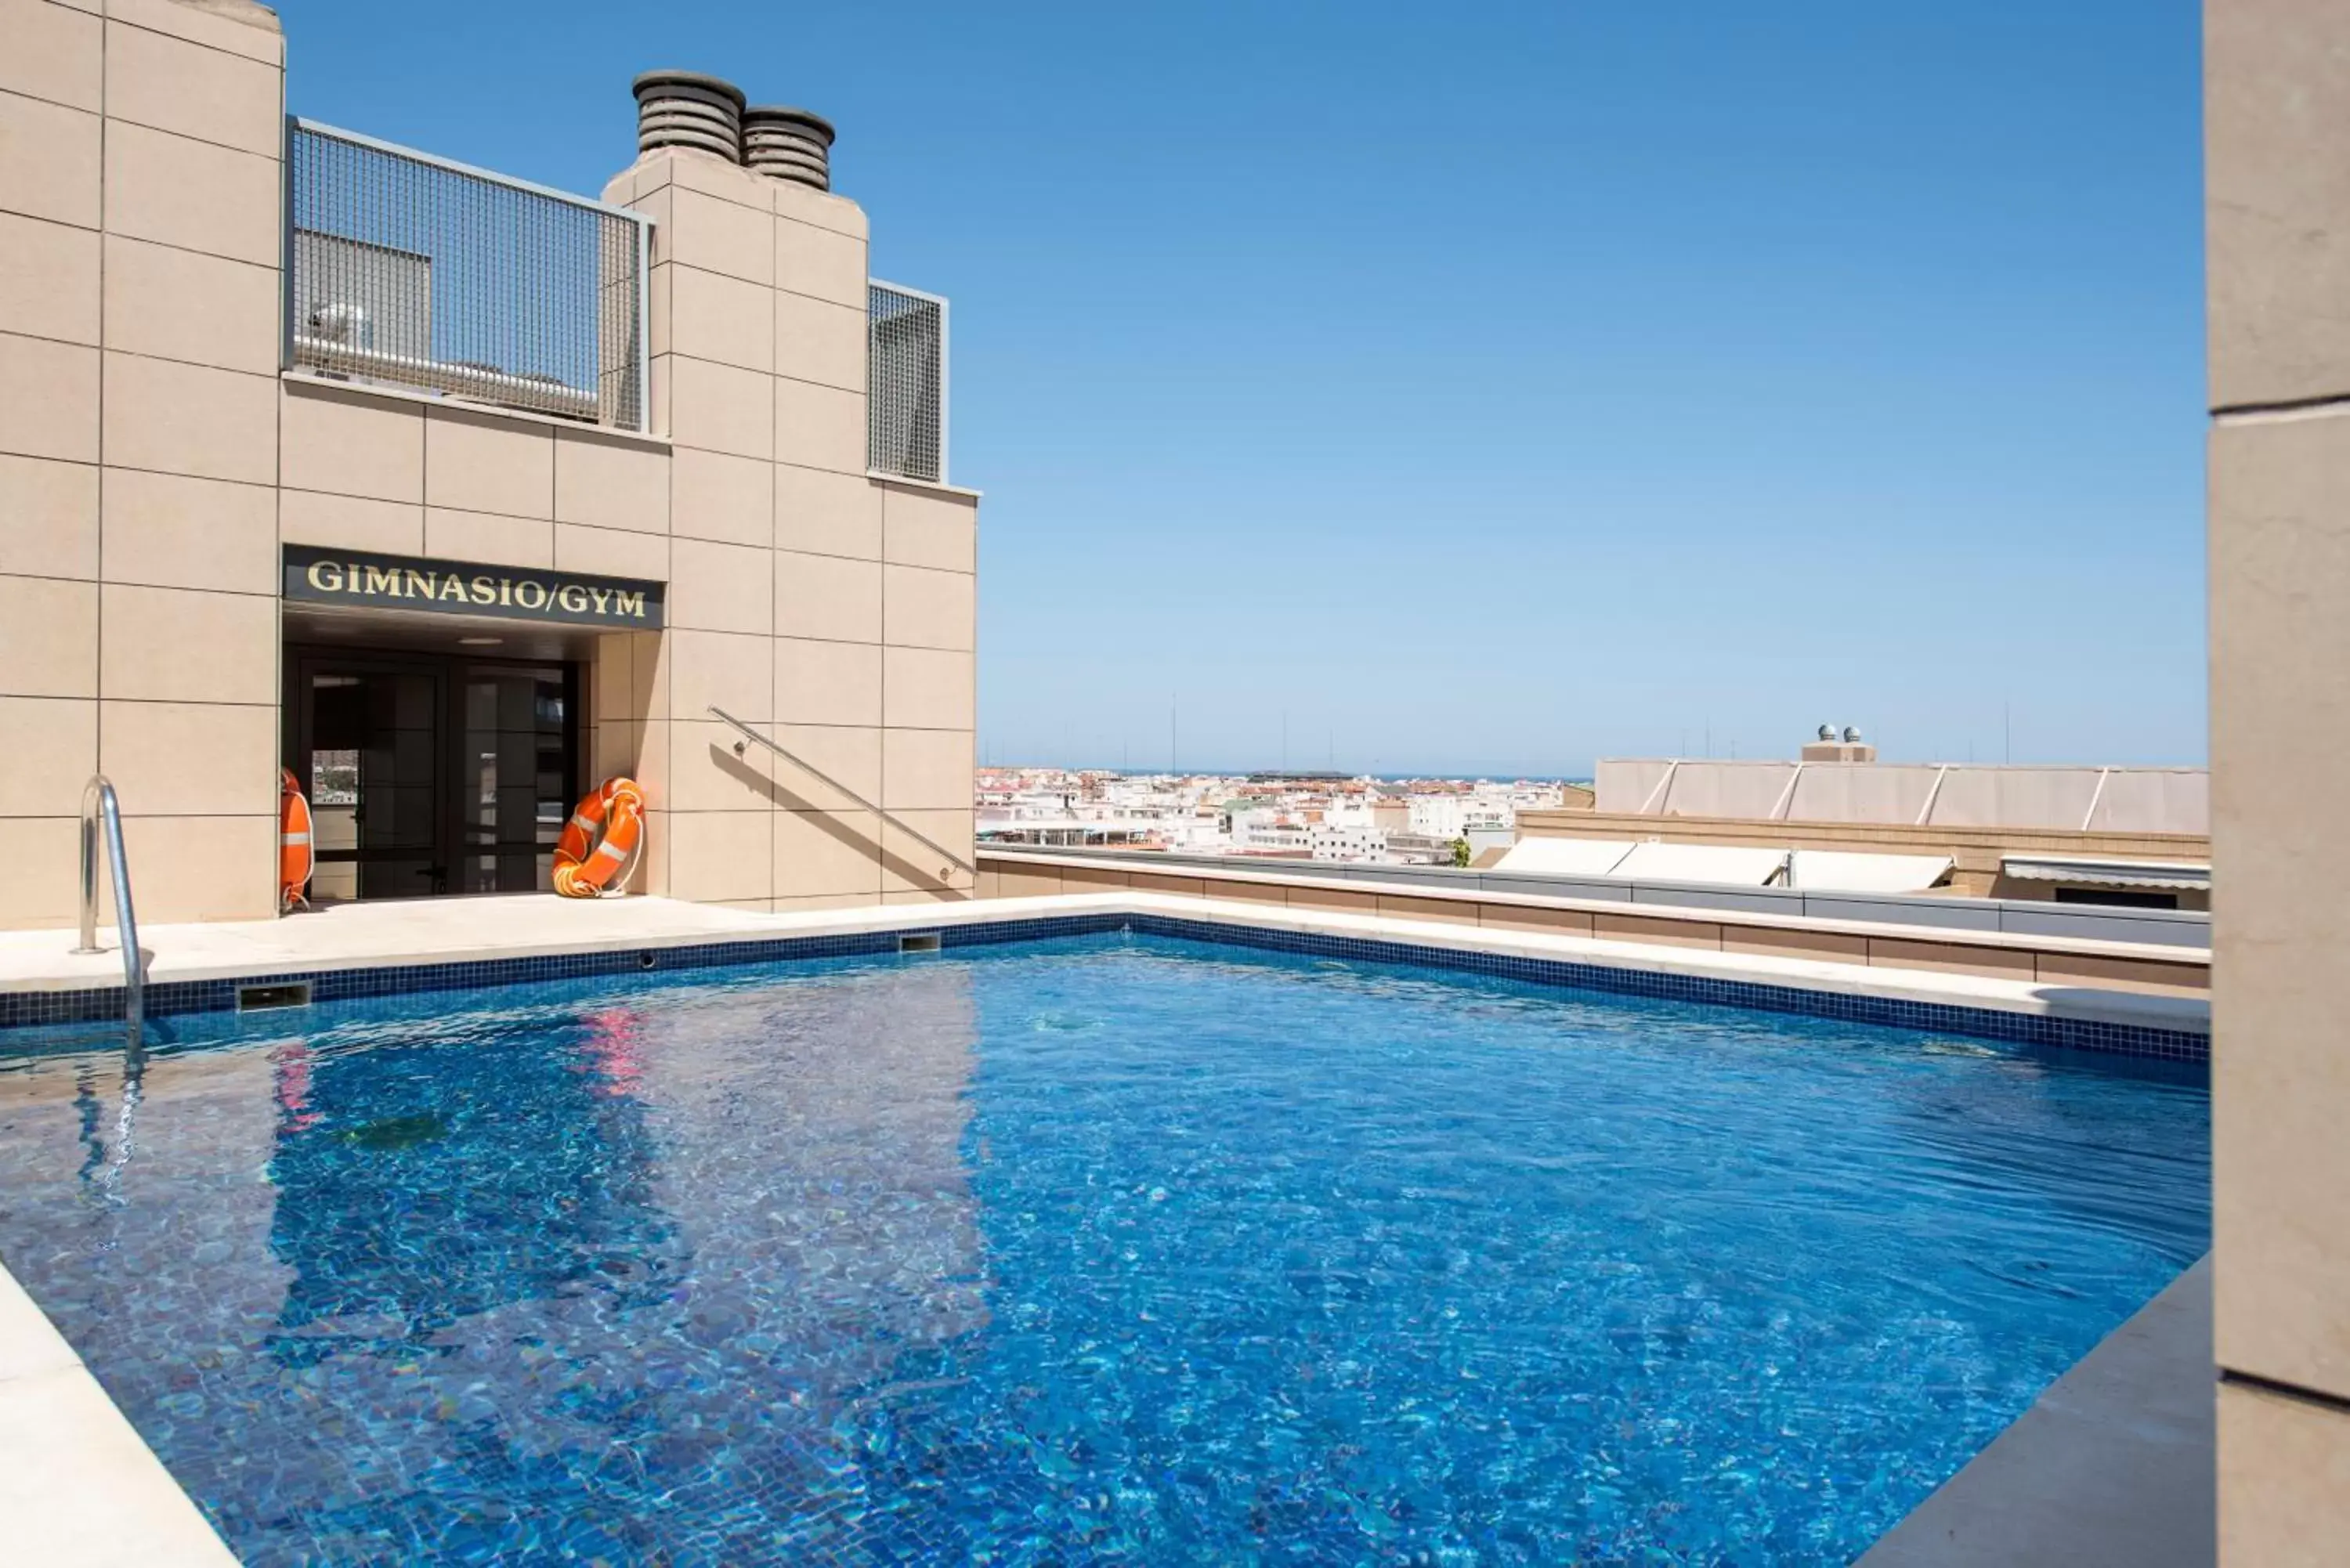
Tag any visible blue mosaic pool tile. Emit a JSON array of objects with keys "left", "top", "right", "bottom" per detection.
[
  {"left": 0, "top": 909, "right": 2205, "bottom": 1064},
  {"left": 1123, "top": 914, "right": 2210, "bottom": 1064}
]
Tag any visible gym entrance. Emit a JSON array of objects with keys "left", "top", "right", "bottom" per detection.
[{"left": 283, "top": 647, "right": 581, "bottom": 902}]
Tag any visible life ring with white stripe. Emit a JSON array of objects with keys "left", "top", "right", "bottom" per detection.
[
  {"left": 279, "top": 767, "right": 314, "bottom": 912},
  {"left": 553, "top": 777, "right": 646, "bottom": 898}
]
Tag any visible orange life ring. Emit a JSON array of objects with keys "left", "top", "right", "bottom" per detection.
[
  {"left": 279, "top": 767, "right": 314, "bottom": 912},
  {"left": 553, "top": 777, "right": 646, "bottom": 898}
]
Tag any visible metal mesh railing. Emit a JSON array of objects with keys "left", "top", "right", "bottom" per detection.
[
  {"left": 869, "top": 281, "right": 947, "bottom": 482},
  {"left": 285, "top": 121, "right": 650, "bottom": 432}
]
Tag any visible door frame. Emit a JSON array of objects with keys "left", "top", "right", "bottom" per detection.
[{"left": 284, "top": 644, "right": 582, "bottom": 901}]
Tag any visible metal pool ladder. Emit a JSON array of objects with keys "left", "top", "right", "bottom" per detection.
[
  {"left": 707, "top": 706, "right": 974, "bottom": 884},
  {"left": 71, "top": 775, "right": 146, "bottom": 1033}
]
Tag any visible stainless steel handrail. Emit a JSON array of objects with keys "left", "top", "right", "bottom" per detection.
[
  {"left": 71, "top": 775, "right": 145, "bottom": 1033},
  {"left": 706, "top": 706, "right": 974, "bottom": 879}
]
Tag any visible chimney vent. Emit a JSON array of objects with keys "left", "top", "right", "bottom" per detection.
[
  {"left": 743, "top": 105, "right": 836, "bottom": 190},
  {"left": 633, "top": 70, "right": 747, "bottom": 162}
]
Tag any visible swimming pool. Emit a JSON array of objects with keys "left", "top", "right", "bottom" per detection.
[{"left": 0, "top": 931, "right": 2207, "bottom": 1564}]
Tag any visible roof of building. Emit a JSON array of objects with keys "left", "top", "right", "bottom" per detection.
[{"left": 1594, "top": 759, "right": 2207, "bottom": 836}]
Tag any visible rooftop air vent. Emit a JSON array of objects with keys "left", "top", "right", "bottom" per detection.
[
  {"left": 633, "top": 70, "right": 746, "bottom": 162},
  {"left": 742, "top": 105, "right": 835, "bottom": 190}
]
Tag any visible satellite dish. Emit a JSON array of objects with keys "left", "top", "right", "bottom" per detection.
[
  {"left": 1817, "top": 724, "right": 1835, "bottom": 742},
  {"left": 1842, "top": 725, "right": 1862, "bottom": 743}
]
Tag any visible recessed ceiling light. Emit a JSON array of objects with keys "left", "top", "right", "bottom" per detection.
[{"left": 458, "top": 636, "right": 503, "bottom": 646}]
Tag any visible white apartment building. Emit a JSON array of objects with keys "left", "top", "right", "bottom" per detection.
[
  {"left": 1407, "top": 793, "right": 1513, "bottom": 839},
  {"left": 1309, "top": 824, "right": 1386, "bottom": 862}
]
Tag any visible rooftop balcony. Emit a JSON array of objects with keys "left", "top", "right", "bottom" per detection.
[
  {"left": 284, "top": 120, "right": 951, "bottom": 481},
  {"left": 285, "top": 120, "right": 653, "bottom": 431}
]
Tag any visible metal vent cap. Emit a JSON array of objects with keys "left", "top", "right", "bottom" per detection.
[
  {"left": 633, "top": 70, "right": 746, "bottom": 161},
  {"left": 743, "top": 104, "right": 836, "bottom": 190}
]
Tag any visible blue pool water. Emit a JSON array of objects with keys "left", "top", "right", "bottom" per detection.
[{"left": 0, "top": 934, "right": 2207, "bottom": 1564}]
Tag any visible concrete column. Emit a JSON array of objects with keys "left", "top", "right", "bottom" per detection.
[{"left": 2206, "top": 0, "right": 2350, "bottom": 1557}]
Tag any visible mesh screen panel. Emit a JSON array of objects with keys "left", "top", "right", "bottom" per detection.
[
  {"left": 869, "top": 283, "right": 945, "bottom": 482},
  {"left": 287, "top": 123, "right": 649, "bottom": 431}
]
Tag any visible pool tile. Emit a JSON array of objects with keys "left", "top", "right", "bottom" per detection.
[{"left": 0, "top": 909, "right": 2207, "bottom": 1065}]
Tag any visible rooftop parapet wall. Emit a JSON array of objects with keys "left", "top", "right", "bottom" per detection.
[{"left": 973, "top": 848, "right": 2210, "bottom": 998}]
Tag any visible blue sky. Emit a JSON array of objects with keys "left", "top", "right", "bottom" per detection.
[{"left": 277, "top": 1, "right": 2207, "bottom": 777}]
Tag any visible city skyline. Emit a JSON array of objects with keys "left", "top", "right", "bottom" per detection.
[{"left": 974, "top": 707, "right": 2080, "bottom": 779}]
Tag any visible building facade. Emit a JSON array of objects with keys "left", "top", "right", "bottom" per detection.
[
  {"left": 1, "top": 0, "right": 978, "bottom": 928},
  {"left": 1517, "top": 750, "right": 2211, "bottom": 903}
]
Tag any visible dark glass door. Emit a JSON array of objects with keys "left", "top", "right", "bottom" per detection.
[
  {"left": 456, "top": 664, "right": 573, "bottom": 894},
  {"left": 287, "top": 649, "right": 578, "bottom": 902},
  {"left": 302, "top": 661, "right": 446, "bottom": 899}
]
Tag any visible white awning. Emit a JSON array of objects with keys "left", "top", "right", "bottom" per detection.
[
  {"left": 2001, "top": 855, "right": 2211, "bottom": 891},
  {"left": 1607, "top": 842, "right": 1791, "bottom": 886},
  {"left": 1788, "top": 850, "right": 1954, "bottom": 894},
  {"left": 1492, "top": 837, "right": 1635, "bottom": 876}
]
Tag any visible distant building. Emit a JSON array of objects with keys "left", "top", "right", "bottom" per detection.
[
  {"left": 1511, "top": 732, "right": 2208, "bottom": 907},
  {"left": 1385, "top": 833, "right": 1461, "bottom": 866},
  {"left": 1309, "top": 825, "right": 1386, "bottom": 862}
]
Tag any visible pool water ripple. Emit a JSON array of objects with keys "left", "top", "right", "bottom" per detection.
[{"left": 0, "top": 934, "right": 2206, "bottom": 1564}]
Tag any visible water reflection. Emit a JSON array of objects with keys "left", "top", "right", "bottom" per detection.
[
  {"left": 0, "top": 956, "right": 987, "bottom": 1564},
  {"left": 69, "top": 1031, "right": 148, "bottom": 1202},
  {"left": 263, "top": 1012, "right": 676, "bottom": 1360}
]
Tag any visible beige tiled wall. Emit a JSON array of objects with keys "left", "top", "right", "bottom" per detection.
[
  {"left": 1, "top": 0, "right": 283, "bottom": 927},
  {"left": 0, "top": 208, "right": 99, "bottom": 343},
  {"left": 2, "top": 5, "right": 978, "bottom": 927},
  {"left": 280, "top": 379, "right": 423, "bottom": 502},
  {"left": 280, "top": 380, "right": 675, "bottom": 927},
  {"left": 603, "top": 148, "right": 978, "bottom": 911},
  {"left": 2207, "top": 0, "right": 2350, "bottom": 1552}
]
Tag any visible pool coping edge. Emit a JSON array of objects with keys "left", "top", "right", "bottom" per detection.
[
  {"left": 0, "top": 893, "right": 2207, "bottom": 1060},
  {"left": 0, "top": 1264, "right": 240, "bottom": 1565},
  {"left": 1858, "top": 1255, "right": 2216, "bottom": 1566}
]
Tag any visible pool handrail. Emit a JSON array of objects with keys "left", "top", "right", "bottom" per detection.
[
  {"left": 706, "top": 705, "right": 974, "bottom": 880},
  {"left": 71, "top": 775, "right": 145, "bottom": 1033}
]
